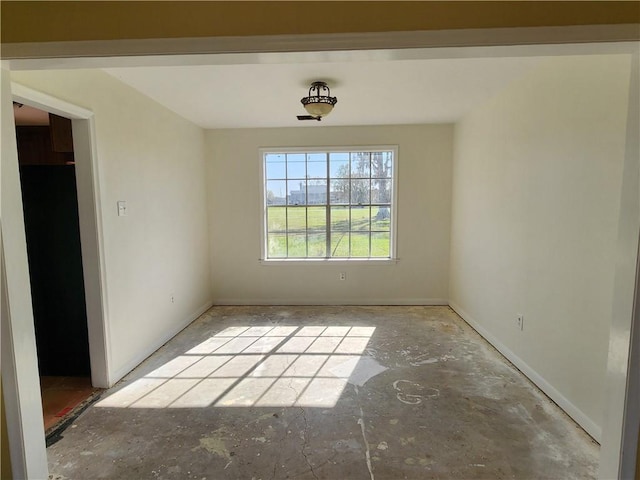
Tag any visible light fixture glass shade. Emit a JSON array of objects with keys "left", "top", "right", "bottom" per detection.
[
  {"left": 304, "top": 102, "right": 334, "bottom": 117},
  {"left": 300, "top": 81, "right": 337, "bottom": 119}
]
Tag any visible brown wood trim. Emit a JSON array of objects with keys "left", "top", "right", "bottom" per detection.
[{"left": 2, "top": 1, "right": 639, "bottom": 44}]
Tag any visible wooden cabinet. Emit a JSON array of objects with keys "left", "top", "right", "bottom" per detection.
[
  {"left": 15, "top": 114, "right": 75, "bottom": 166},
  {"left": 50, "top": 113, "right": 74, "bottom": 153},
  {"left": 15, "top": 126, "right": 51, "bottom": 165}
]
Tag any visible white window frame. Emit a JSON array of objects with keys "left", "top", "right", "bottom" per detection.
[{"left": 259, "top": 145, "right": 399, "bottom": 263}]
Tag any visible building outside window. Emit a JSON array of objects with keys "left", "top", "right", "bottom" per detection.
[{"left": 261, "top": 147, "right": 397, "bottom": 260}]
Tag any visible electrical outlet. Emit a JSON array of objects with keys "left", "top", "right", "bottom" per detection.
[
  {"left": 517, "top": 314, "right": 524, "bottom": 331},
  {"left": 339, "top": 272, "right": 346, "bottom": 281}
]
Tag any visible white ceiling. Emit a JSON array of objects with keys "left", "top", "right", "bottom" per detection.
[{"left": 105, "top": 56, "right": 545, "bottom": 129}]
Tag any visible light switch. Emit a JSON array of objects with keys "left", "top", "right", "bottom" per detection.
[{"left": 117, "top": 201, "right": 127, "bottom": 217}]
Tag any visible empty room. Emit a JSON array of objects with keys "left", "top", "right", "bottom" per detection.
[{"left": 2, "top": 3, "right": 639, "bottom": 479}]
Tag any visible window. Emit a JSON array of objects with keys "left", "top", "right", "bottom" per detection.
[{"left": 262, "top": 147, "right": 396, "bottom": 260}]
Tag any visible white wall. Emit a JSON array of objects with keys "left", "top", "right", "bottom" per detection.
[
  {"left": 449, "top": 54, "right": 632, "bottom": 441},
  {"left": 206, "top": 125, "right": 453, "bottom": 304},
  {"left": 9, "top": 69, "right": 213, "bottom": 385}
]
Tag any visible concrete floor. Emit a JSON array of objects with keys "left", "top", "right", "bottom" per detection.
[{"left": 47, "top": 306, "right": 598, "bottom": 479}]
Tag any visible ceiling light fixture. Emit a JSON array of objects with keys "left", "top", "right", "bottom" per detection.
[{"left": 298, "top": 81, "right": 337, "bottom": 121}]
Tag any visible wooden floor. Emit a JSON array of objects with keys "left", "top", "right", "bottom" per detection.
[{"left": 40, "top": 376, "right": 100, "bottom": 432}]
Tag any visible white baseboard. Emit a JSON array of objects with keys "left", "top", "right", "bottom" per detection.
[
  {"left": 449, "top": 301, "right": 602, "bottom": 443},
  {"left": 108, "top": 299, "right": 214, "bottom": 386},
  {"left": 211, "top": 298, "right": 449, "bottom": 306}
]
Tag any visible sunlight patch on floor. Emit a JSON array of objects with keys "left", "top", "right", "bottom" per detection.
[{"left": 96, "top": 325, "right": 376, "bottom": 409}]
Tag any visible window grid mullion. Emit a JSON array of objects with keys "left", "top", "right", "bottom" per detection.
[
  {"left": 348, "top": 152, "right": 352, "bottom": 258},
  {"left": 369, "top": 176, "right": 372, "bottom": 257},
  {"left": 285, "top": 154, "right": 289, "bottom": 257},
  {"left": 326, "top": 152, "right": 331, "bottom": 259},
  {"left": 305, "top": 154, "right": 309, "bottom": 258}
]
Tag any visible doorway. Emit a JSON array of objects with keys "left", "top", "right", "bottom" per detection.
[{"left": 13, "top": 103, "right": 101, "bottom": 434}]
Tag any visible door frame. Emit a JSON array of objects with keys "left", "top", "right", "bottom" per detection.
[
  {"left": 599, "top": 52, "right": 640, "bottom": 480},
  {"left": 2, "top": 80, "right": 110, "bottom": 478},
  {"left": 11, "top": 83, "right": 111, "bottom": 389}
]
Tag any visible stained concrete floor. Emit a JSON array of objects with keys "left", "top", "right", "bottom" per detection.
[{"left": 47, "top": 306, "right": 598, "bottom": 479}]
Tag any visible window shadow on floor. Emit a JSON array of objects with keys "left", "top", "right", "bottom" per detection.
[{"left": 96, "top": 325, "right": 377, "bottom": 409}]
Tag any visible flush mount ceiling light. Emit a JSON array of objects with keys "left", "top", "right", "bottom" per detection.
[{"left": 297, "top": 81, "right": 338, "bottom": 122}]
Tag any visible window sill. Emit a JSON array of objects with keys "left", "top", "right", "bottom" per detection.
[{"left": 259, "top": 258, "right": 400, "bottom": 266}]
